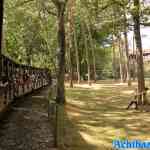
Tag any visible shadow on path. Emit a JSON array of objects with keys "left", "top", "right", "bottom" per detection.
[
  {"left": 65, "top": 82, "right": 150, "bottom": 150},
  {"left": 0, "top": 87, "right": 56, "bottom": 150}
]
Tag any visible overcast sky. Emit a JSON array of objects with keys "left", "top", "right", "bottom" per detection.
[
  {"left": 128, "top": 27, "right": 150, "bottom": 50},
  {"left": 127, "top": 0, "right": 150, "bottom": 50}
]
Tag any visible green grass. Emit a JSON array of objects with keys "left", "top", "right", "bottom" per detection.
[{"left": 63, "top": 81, "right": 150, "bottom": 150}]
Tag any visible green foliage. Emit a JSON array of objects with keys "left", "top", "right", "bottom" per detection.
[
  {"left": 4, "top": 0, "right": 57, "bottom": 69},
  {"left": 3, "top": 0, "right": 149, "bottom": 79},
  {"left": 95, "top": 47, "right": 113, "bottom": 79}
]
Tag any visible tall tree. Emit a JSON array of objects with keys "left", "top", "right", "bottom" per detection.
[
  {"left": 0, "top": 0, "right": 4, "bottom": 77},
  {"left": 132, "top": 34, "right": 136, "bottom": 81},
  {"left": 52, "top": 0, "right": 68, "bottom": 104},
  {"left": 132, "top": 0, "right": 147, "bottom": 104},
  {"left": 118, "top": 34, "right": 124, "bottom": 82},
  {"left": 82, "top": 21, "right": 91, "bottom": 85},
  {"left": 67, "top": 0, "right": 74, "bottom": 88},
  {"left": 112, "top": 34, "right": 117, "bottom": 79},
  {"left": 73, "top": 0, "right": 80, "bottom": 84},
  {"left": 86, "top": 23, "right": 97, "bottom": 82},
  {"left": 0, "top": 0, "right": 4, "bottom": 54},
  {"left": 123, "top": 12, "right": 131, "bottom": 86},
  {"left": 112, "top": 8, "right": 118, "bottom": 80},
  {"left": 67, "top": 32, "right": 74, "bottom": 88},
  {"left": 74, "top": 26, "right": 80, "bottom": 84}
]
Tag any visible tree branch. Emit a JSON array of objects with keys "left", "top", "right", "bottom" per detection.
[
  {"left": 51, "top": 0, "right": 59, "bottom": 7},
  {"left": 140, "top": 22, "right": 150, "bottom": 26},
  {"left": 45, "top": 9, "right": 57, "bottom": 16}
]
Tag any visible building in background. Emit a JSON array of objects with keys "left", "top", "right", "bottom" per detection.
[{"left": 128, "top": 26, "right": 150, "bottom": 62}]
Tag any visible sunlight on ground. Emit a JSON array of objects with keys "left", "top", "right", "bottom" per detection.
[
  {"left": 66, "top": 82, "right": 130, "bottom": 90},
  {"left": 64, "top": 81, "right": 150, "bottom": 150}
]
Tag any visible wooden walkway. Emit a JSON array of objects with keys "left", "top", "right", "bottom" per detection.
[{"left": 0, "top": 86, "right": 57, "bottom": 150}]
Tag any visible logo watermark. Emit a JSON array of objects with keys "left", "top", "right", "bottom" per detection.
[{"left": 113, "top": 140, "right": 150, "bottom": 149}]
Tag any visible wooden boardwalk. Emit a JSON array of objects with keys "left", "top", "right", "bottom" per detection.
[{"left": 0, "top": 86, "right": 57, "bottom": 150}]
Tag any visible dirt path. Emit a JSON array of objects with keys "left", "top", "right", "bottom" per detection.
[{"left": 0, "top": 87, "right": 56, "bottom": 150}]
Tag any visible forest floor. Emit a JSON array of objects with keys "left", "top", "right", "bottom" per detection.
[{"left": 64, "top": 80, "right": 150, "bottom": 150}]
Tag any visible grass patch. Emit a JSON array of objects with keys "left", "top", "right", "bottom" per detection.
[{"left": 63, "top": 81, "right": 150, "bottom": 150}]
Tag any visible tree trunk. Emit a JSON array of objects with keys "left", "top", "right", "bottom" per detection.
[
  {"left": 124, "top": 31, "right": 131, "bottom": 86},
  {"left": 132, "top": 34, "right": 136, "bottom": 81},
  {"left": 0, "top": 0, "right": 4, "bottom": 55},
  {"left": 68, "top": 41, "right": 73, "bottom": 88},
  {"left": 124, "top": 13, "right": 131, "bottom": 86},
  {"left": 26, "top": 49, "right": 32, "bottom": 65},
  {"left": 133, "top": 0, "right": 147, "bottom": 104},
  {"left": 71, "top": 0, "right": 81, "bottom": 84},
  {"left": 82, "top": 22, "right": 91, "bottom": 85},
  {"left": 67, "top": 0, "right": 75, "bottom": 88},
  {"left": 120, "top": 37, "right": 127, "bottom": 82},
  {"left": 0, "top": 0, "right": 4, "bottom": 78},
  {"left": 112, "top": 35, "right": 117, "bottom": 80},
  {"left": 56, "top": 3, "right": 67, "bottom": 104},
  {"left": 118, "top": 35, "right": 124, "bottom": 83},
  {"left": 87, "top": 24, "right": 97, "bottom": 82},
  {"left": 94, "top": 0, "right": 99, "bottom": 19},
  {"left": 74, "top": 28, "right": 81, "bottom": 84}
]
